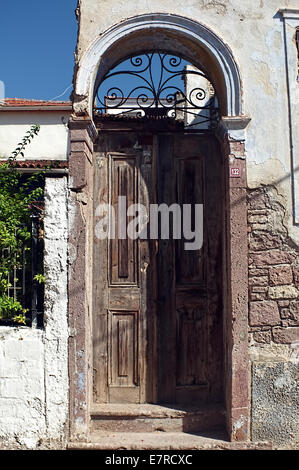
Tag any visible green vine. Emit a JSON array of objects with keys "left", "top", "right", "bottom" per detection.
[
  {"left": 10, "top": 125, "right": 41, "bottom": 160},
  {"left": 0, "top": 125, "right": 44, "bottom": 324}
]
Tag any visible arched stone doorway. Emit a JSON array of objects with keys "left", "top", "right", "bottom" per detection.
[{"left": 68, "top": 13, "right": 250, "bottom": 443}]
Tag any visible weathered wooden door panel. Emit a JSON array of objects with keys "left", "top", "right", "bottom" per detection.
[
  {"left": 93, "top": 131, "right": 223, "bottom": 406},
  {"left": 110, "top": 155, "right": 138, "bottom": 285},
  {"left": 108, "top": 156, "right": 140, "bottom": 401},
  {"left": 176, "top": 156, "right": 205, "bottom": 284},
  {"left": 108, "top": 310, "right": 139, "bottom": 403},
  {"left": 156, "top": 134, "right": 223, "bottom": 404},
  {"left": 93, "top": 133, "right": 154, "bottom": 404}
]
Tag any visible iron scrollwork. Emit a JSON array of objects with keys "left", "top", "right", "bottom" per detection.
[{"left": 94, "top": 52, "right": 220, "bottom": 128}]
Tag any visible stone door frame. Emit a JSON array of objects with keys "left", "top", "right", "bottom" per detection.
[{"left": 68, "top": 13, "right": 251, "bottom": 443}]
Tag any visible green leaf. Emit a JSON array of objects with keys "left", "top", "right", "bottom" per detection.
[{"left": 34, "top": 274, "right": 46, "bottom": 284}]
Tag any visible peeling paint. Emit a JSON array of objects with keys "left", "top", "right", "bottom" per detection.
[
  {"left": 78, "top": 372, "right": 85, "bottom": 392},
  {"left": 233, "top": 415, "right": 246, "bottom": 432}
]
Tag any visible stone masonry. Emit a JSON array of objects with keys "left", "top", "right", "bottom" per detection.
[
  {"left": 248, "top": 186, "right": 299, "bottom": 344},
  {"left": 248, "top": 185, "right": 299, "bottom": 447}
]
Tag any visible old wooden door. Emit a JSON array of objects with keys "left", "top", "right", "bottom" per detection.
[{"left": 93, "top": 131, "right": 223, "bottom": 405}]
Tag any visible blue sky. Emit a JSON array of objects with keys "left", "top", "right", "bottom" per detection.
[{"left": 0, "top": 1, "right": 78, "bottom": 101}]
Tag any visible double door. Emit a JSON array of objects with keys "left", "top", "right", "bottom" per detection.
[{"left": 92, "top": 131, "right": 223, "bottom": 405}]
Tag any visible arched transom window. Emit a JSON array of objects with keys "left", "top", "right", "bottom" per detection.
[{"left": 94, "top": 51, "right": 220, "bottom": 129}]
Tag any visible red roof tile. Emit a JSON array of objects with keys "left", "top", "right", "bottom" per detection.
[
  {"left": 0, "top": 160, "right": 69, "bottom": 168},
  {"left": 2, "top": 98, "right": 71, "bottom": 107}
]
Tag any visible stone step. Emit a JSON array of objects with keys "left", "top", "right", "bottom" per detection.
[
  {"left": 90, "top": 403, "right": 226, "bottom": 433},
  {"left": 68, "top": 432, "right": 272, "bottom": 450}
]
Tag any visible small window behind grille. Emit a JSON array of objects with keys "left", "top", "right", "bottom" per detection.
[{"left": 0, "top": 179, "right": 44, "bottom": 327}]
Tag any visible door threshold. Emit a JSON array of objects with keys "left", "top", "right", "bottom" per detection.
[
  {"left": 90, "top": 402, "right": 224, "bottom": 417},
  {"left": 90, "top": 403, "right": 226, "bottom": 434}
]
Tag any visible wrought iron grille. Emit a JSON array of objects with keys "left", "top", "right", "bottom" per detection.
[
  {"left": 2, "top": 243, "right": 25, "bottom": 303},
  {"left": 0, "top": 210, "right": 44, "bottom": 327},
  {"left": 30, "top": 210, "right": 44, "bottom": 327},
  {"left": 94, "top": 51, "right": 220, "bottom": 128}
]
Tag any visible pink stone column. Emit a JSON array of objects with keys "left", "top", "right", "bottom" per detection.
[
  {"left": 217, "top": 118, "right": 250, "bottom": 441},
  {"left": 68, "top": 116, "right": 97, "bottom": 442}
]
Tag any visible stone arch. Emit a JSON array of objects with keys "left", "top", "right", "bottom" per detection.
[{"left": 74, "top": 13, "right": 243, "bottom": 118}]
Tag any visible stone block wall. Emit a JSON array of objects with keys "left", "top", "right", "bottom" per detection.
[{"left": 248, "top": 185, "right": 299, "bottom": 447}]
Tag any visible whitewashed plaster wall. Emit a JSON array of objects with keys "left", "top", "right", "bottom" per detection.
[
  {"left": 75, "top": 0, "right": 299, "bottom": 243},
  {"left": 0, "top": 111, "right": 70, "bottom": 160},
  {"left": 0, "top": 177, "right": 69, "bottom": 449}
]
